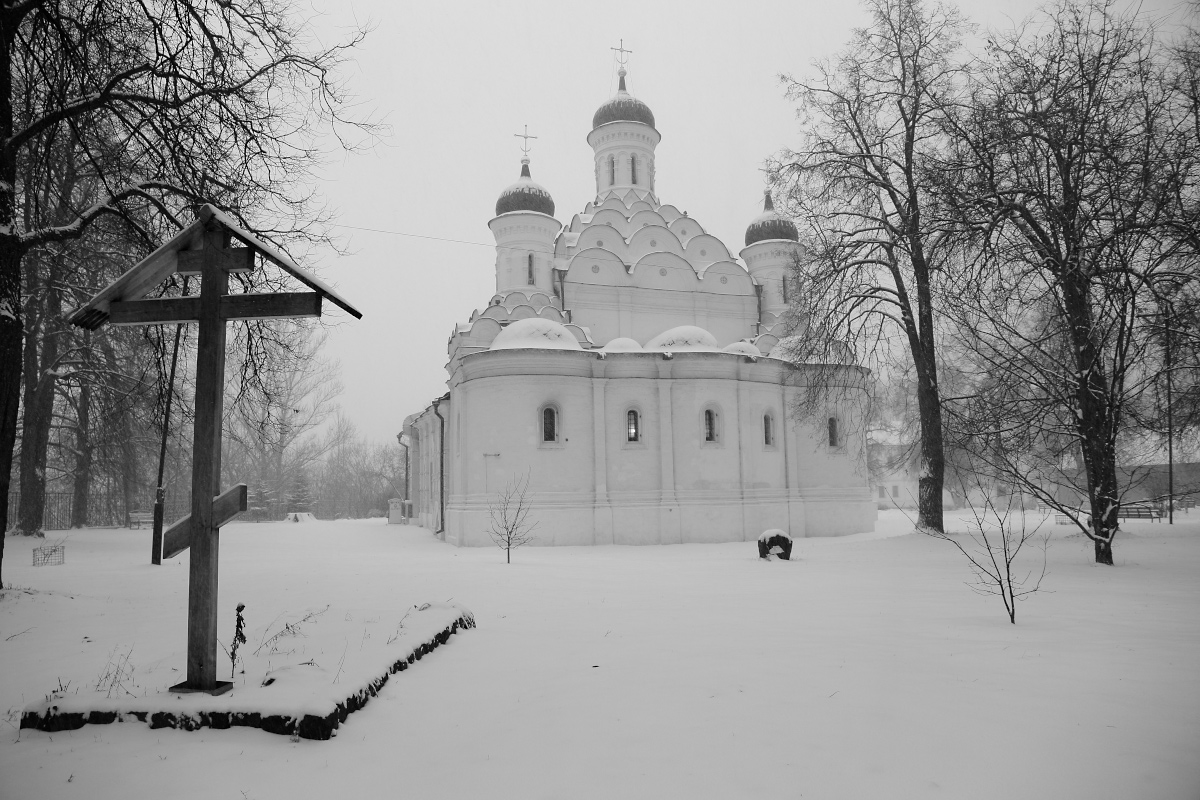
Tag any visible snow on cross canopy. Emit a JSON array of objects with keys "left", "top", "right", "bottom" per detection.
[{"left": 67, "top": 204, "right": 362, "bottom": 330}]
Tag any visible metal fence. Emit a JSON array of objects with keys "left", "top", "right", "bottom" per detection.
[
  {"left": 7, "top": 490, "right": 394, "bottom": 529},
  {"left": 5, "top": 492, "right": 189, "bottom": 530}
]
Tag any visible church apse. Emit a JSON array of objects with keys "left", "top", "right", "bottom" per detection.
[{"left": 403, "top": 50, "right": 875, "bottom": 547}]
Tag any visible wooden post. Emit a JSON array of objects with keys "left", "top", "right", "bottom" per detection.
[{"left": 181, "top": 226, "right": 230, "bottom": 693}]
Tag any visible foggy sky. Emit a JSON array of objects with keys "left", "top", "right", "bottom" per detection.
[{"left": 303, "top": 0, "right": 1180, "bottom": 443}]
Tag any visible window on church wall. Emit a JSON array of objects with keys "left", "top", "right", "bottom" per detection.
[
  {"left": 626, "top": 409, "right": 640, "bottom": 442},
  {"left": 763, "top": 413, "right": 774, "bottom": 447},
  {"left": 828, "top": 417, "right": 840, "bottom": 448},
  {"left": 781, "top": 275, "right": 791, "bottom": 304},
  {"left": 630, "top": 154, "right": 638, "bottom": 185},
  {"left": 608, "top": 156, "right": 616, "bottom": 186},
  {"left": 527, "top": 253, "right": 534, "bottom": 285},
  {"left": 703, "top": 408, "right": 719, "bottom": 443},
  {"left": 542, "top": 406, "right": 558, "bottom": 443}
]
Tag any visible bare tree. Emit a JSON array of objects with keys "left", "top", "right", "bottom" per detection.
[
  {"left": 939, "top": 0, "right": 1199, "bottom": 564},
  {"left": 0, "top": 0, "right": 374, "bottom": 584},
  {"left": 221, "top": 328, "right": 347, "bottom": 519},
  {"left": 314, "top": 425, "right": 404, "bottom": 519},
  {"left": 771, "top": 0, "right": 969, "bottom": 532},
  {"left": 486, "top": 472, "right": 538, "bottom": 564},
  {"left": 923, "top": 475, "right": 1050, "bottom": 624},
  {"left": 14, "top": 225, "right": 165, "bottom": 533}
]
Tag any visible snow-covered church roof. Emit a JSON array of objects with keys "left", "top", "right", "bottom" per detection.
[{"left": 489, "top": 318, "right": 582, "bottom": 351}]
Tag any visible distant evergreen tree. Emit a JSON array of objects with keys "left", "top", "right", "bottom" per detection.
[
  {"left": 247, "top": 485, "right": 271, "bottom": 521},
  {"left": 286, "top": 471, "right": 314, "bottom": 514}
]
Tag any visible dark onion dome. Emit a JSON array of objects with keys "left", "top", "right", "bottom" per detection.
[
  {"left": 744, "top": 191, "right": 799, "bottom": 246},
  {"left": 495, "top": 158, "right": 555, "bottom": 216},
  {"left": 592, "top": 69, "right": 656, "bottom": 130}
]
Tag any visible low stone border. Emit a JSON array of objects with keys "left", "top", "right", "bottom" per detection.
[{"left": 20, "top": 610, "right": 475, "bottom": 741}]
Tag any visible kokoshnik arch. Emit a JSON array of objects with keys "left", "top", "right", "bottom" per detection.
[{"left": 403, "top": 59, "right": 875, "bottom": 546}]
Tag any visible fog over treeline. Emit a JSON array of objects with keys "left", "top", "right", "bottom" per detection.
[{"left": 0, "top": 0, "right": 1195, "bottom": 577}]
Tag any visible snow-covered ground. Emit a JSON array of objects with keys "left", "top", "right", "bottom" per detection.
[{"left": 1, "top": 510, "right": 1197, "bottom": 799}]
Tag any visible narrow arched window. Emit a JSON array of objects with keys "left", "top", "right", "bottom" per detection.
[
  {"left": 627, "top": 410, "right": 640, "bottom": 442},
  {"left": 704, "top": 409, "right": 718, "bottom": 442},
  {"left": 763, "top": 413, "right": 774, "bottom": 446},
  {"left": 608, "top": 156, "right": 616, "bottom": 186},
  {"left": 543, "top": 407, "right": 558, "bottom": 443},
  {"left": 781, "top": 275, "right": 791, "bottom": 304},
  {"left": 828, "top": 417, "right": 839, "bottom": 448},
  {"left": 527, "top": 253, "right": 534, "bottom": 285},
  {"left": 630, "top": 154, "right": 638, "bottom": 185}
]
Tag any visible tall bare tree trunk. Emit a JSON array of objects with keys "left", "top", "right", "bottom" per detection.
[
  {"left": 98, "top": 334, "right": 140, "bottom": 523},
  {"left": 71, "top": 378, "right": 92, "bottom": 528},
  {"left": 915, "top": 350, "right": 946, "bottom": 532},
  {"left": 1063, "top": 275, "right": 1120, "bottom": 566},
  {"left": 0, "top": 241, "right": 19, "bottom": 577},
  {"left": 17, "top": 264, "right": 61, "bottom": 534},
  {"left": 0, "top": 11, "right": 21, "bottom": 583},
  {"left": 910, "top": 216, "right": 946, "bottom": 533}
]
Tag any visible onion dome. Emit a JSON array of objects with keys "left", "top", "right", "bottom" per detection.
[
  {"left": 592, "top": 68, "right": 655, "bottom": 130},
  {"left": 495, "top": 157, "right": 555, "bottom": 216},
  {"left": 744, "top": 191, "right": 799, "bottom": 246}
]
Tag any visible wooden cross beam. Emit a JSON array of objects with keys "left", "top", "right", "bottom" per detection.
[
  {"left": 68, "top": 205, "right": 362, "bottom": 697},
  {"left": 108, "top": 292, "right": 322, "bottom": 326},
  {"left": 162, "top": 484, "right": 249, "bottom": 560}
]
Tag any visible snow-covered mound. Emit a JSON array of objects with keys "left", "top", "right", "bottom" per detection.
[
  {"left": 490, "top": 318, "right": 582, "bottom": 351},
  {"left": 724, "top": 341, "right": 761, "bottom": 357},
  {"left": 601, "top": 337, "right": 643, "bottom": 352},
  {"left": 645, "top": 325, "right": 720, "bottom": 351},
  {"left": 21, "top": 602, "right": 475, "bottom": 740}
]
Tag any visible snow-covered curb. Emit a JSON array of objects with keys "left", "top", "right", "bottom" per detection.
[{"left": 20, "top": 603, "right": 475, "bottom": 740}]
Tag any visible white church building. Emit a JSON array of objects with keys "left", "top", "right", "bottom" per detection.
[{"left": 402, "top": 63, "right": 875, "bottom": 546}]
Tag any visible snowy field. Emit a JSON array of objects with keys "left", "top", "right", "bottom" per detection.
[{"left": 1, "top": 509, "right": 1197, "bottom": 800}]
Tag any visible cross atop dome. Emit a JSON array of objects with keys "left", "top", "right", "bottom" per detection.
[
  {"left": 611, "top": 39, "right": 632, "bottom": 66},
  {"left": 514, "top": 124, "right": 537, "bottom": 159},
  {"left": 592, "top": 42, "right": 655, "bottom": 131},
  {"left": 611, "top": 39, "right": 633, "bottom": 90}
]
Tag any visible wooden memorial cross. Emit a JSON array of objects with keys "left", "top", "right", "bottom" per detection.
[{"left": 69, "top": 205, "right": 362, "bottom": 694}]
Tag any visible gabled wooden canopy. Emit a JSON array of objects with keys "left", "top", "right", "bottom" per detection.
[{"left": 68, "top": 204, "right": 362, "bottom": 330}]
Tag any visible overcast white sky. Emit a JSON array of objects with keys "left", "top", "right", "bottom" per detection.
[{"left": 302, "top": 0, "right": 1183, "bottom": 444}]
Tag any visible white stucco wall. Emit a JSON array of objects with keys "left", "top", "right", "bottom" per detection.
[
  {"left": 431, "top": 348, "right": 875, "bottom": 547},
  {"left": 489, "top": 212, "right": 561, "bottom": 296}
]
